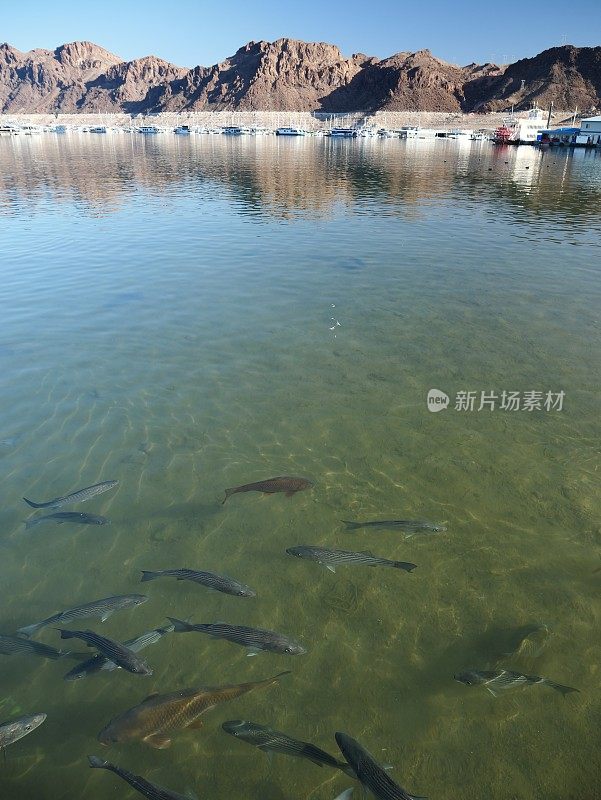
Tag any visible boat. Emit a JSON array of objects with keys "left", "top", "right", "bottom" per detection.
[
  {"left": 275, "top": 127, "right": 306, "bottom": 136},
  {"left": 377, "top": 128, "right": 396, "bottom": 138},
  {"left": 89, "top": 126, "right": 107, "bottom": 134},
  {"left": 0, "top": 124, "right": 20, "bottom": 135},
  {"left": 174, "top": 125, "right": 191, "bottom": 134},
  {"left": 328, "top": 128, "right": 357, "bottom": 138},
  {"left": 222, "top": 126, "right": 244, "bottom": 135},
  {"left": 20, "top": 124, "right": 43, "bottom": 135},
  {"left": 493, "top": 107, "right": 546, "bottom": 145},
  {"left": 470, "top": 131, "right": 490, "bottom": 141},
  {"left": 137, "top": 125, "right": 161, "bottom": 134}
]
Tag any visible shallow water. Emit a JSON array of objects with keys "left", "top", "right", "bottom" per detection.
[{"left": 0, "top": 132, "right": 600, "bottom": 800}]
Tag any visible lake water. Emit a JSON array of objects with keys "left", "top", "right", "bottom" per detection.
[{"left": 0, "top": 132, "right": 600, "bottom": 800}]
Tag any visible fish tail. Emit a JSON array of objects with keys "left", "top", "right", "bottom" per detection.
[
  {"left": 222, "top": 488, "right": 234, "bottom": 505},
  {"left": 88, "top": 755, "right": 109, "bottom": 769},
  {"left": 166, "top": 616, "right": 193, "bottom": 632},
  {"left": 57, "top": 629, "right": 77, "bottom": 640},
  {"left": 342, "top": 520, "right": 360, "bottom": 530},
  {"left": 547, "top": 680, "right": 579, "bottom": 696},
  {"left": 23, "top": 497, "right": 45, "bottom": 508},
  {"left": 140, "top": 571, "right": 159, "bottom": 582},
  {"left": 393, "top": 561, "right": 418, "bottom": 572},
  {"left": 16, "top": 622, "right": 43, "bottom": 638}
]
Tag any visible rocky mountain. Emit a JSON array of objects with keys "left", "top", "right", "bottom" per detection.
[
  {"left": 0, "top": 38, "right": 599, "bottom": 114},
  {"left": 467, "top": 45, "right": 601, "bottom": 112}
]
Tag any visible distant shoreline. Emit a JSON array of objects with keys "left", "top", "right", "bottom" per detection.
[{"left": 0, "top": 109, "right": 573, "bottom": 133}]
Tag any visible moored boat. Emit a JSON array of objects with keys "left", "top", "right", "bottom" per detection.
[{"left": 275, "top": 127, "right": 306, "bottom": 136}]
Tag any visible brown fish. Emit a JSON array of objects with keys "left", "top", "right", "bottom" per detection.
[
  {"left": 222, "top": 477, "right": 313, "bottom": 504},
  {"left": 98, "top": 671, "right": 290, "bottom": 749}
]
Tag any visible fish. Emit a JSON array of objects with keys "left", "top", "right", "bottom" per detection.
[
  {"left": 141, "top": 569, "right": 256, "bottom": 597},
  {"left": 98, "top": 671, "right": 291, "bottom": 748},
  {"left": 88, "top": 755, "right": 190, "bottom": 800},
  {"left": 58, "top": 629, "right": 153, "bottom": 676},
  {"left": 454, "top": 669, "right": 579, "bottom": 697},
  {"left": 23, "top": 480, "right": 118, "bottom": 509},
  {"left": 286, "top": 546, "right": 416, "bottom": 574},
  {"left": 334, "top": 791, "right": 354, "bottom": 800},
  {"left": 24, "top": 512, "right": 110, "bottom": 530},
  {"left": 17, "top": 594, "right": 148, "bottom": 638},
  {"left": 0, "top": 714, "right": 47, "bottom": 750},
  {"left": 222, "top": 476, "right": 313, "bottom": 504},
  {"left": 343, "top": 519, "right": 446, "bottom": 536},
  {"left": 222, "top": 720, "right": 353, "bottom": 775},
  {"left": 335, "top": 732, "right": 424, "bottom": 800},
  {"left": 0, "top": 634, "right": 66, "bottom": 660},
  {"left": 167, "top": 617, "right": 306, "bottom": 655},
  {"left": 64, "top": 623, "right": 174, "bottom": 682}
]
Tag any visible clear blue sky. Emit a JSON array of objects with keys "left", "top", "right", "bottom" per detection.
[{"left": 2, "top": 0, "right": 600, "bottom": 67}]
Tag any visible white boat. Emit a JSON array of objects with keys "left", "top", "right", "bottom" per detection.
[
  {"left": 328, "top": 128, "right": 356, "bottom": 138},
  {"left": 494, "top": 107, "right": 546, "bottom": 145},
  {"left": 20, "top": 124, "right": 43, "bottom": 135},
  {"left": 89, "top": 126, "right": 107, "bottom": 134},
  {"left": 222, "top": 126, "right": 244, "bottom": 135},
  {"left": 137, "top": 125, "right": 161, "bottom": 134},
  {"left": 275, "top": 127, "right": 306, "bottom": 136},
  {"left": 377, "top": 128, "right": 396, "bottom": 138},
  {"left": 470, "top": 131, "right": 490, "bottom": 141},
  {"left": 0, "top": 123, "right": 21, "bottom": 135},
  {"left": 397, "top": 127, "right": 419, "bottom": 139},
  {"left": 174, "top": 125, "right": 191, "bottom": 134}
]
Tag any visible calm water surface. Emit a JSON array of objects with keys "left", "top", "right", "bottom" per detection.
[{"left": 0, "top": 133, "right": 600, "bottom": 800}]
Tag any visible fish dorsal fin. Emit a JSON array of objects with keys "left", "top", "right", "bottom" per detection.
[{"left": 360, "top": 550, "right": 375, "bottom": 557}]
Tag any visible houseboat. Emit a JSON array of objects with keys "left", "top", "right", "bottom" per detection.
[
  {"left": 275, "top": 127, "right": 307, "bottom": 136},
  {"left": 328, "top": 128, "right": 357, "bottom": 138},
  {"left": 174, "top": 125, "right": 191, "bottom": 134},
  {"left": 137, "top": 126, "right": 161, "bottom": 134},
  {"left": 493, "top": 108, "right": 546, "bottom": 145}
]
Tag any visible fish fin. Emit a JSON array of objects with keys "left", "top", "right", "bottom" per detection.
[
  {"left": 547, "top": 681, "right": 579, "bottom": 696},
  {"left": 142, "top": 692, "right": 160, "bottom": 702},
  {"left": 334, "top": 790, "right": 354, "bottom": 800},
  {"left": 100, "top": 611, "right": 114, "bottom": 622},
  {"left": 23, "top": 497, "right": 45, "bottom": 508},
  {"left": 143, "top": 734, "right": 171, "bottom": 749},
  {"left": 88, "top": 755, "right": 108, "bottom": 769},
  {"left": 342, "top": 520, "right": 360, "bottom": 531},
  {"left": 140, "top": 571, "right": 158, "bottom": 582},
  {"left": 326, "top": 565, "right": 336, "bottom": 573},
  {"left": 393, "top": 561, "right": 417, "bottom": 572},
  {"left": 186, "top": 719, "right": 204, "bottom": 730},
  {"left": 409, "top": 795, "right": 428, "bottom": 800},
  {"left": 485, "top": 686, "right": 498, "bottom": 697},
  {"left": 404, "top": 532, "right": 416, "bottom": 539},
  {"left": 246, "top": 649, "right": 259, "bottom": 657},
  {"left": 222, "top": 488, "right": 233, "bottom": 505},
  {"left": 360, "top": 550, "right": 376, "bottom": 557}
]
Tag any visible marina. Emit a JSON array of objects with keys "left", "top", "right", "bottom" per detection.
[{"left": 0, "top": 109, "right": 598, "bottom": 147}]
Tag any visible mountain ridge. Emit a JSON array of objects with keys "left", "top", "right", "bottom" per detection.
[{"left": 0, "top": 39, "right": 599, "bottom": 113}]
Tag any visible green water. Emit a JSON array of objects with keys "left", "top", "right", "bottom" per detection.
[{"left": 0, "top": 133, "right": 600, "bottom": 800}]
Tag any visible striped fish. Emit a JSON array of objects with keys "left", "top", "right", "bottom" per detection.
[
  {"left": 58, "top": 629, "right": 152, "bottom": 676},
  {"left": 88, "top": 756, "right": 189, "bottom": 800},
  {"left": 17, "top": 594, "right": 147, "bottom": 638},
  {"left": 64, "top": 623, "right": 174, "bottom": 682},
  {"left": 0, "top": 634, "right": 66, "bottom": 660},
  {"left": 168, "top": 617, "right": 306, "bottom": 655},
  {"left": 23, "top": 480, "right": 118, "bottom": 509},
  {"left": 222, "top": 720, "right": 353, "bottom": 774},
  {"left": 141, "top": 568, "right": 256, "bottom": 597},
  {"left": 286, "top": 546, "right": 416, "bottom": 573},
  {"left": 335, "top": 732, "right": 425, "bottom": 800},
  {"left": 0, "top": 714, "right": 47, "bottom": 750}
]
